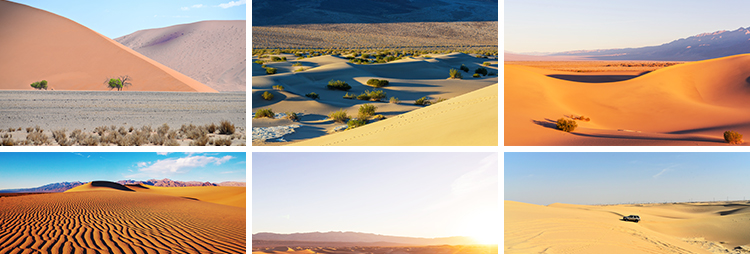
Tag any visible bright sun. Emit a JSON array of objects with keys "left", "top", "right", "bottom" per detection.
[{"left": 460, "top": 208, "right": 500, "bottom": 245}]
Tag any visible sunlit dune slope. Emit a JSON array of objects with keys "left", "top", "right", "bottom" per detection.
[
  {"left": 0, "top": 189, "right": 245, "bottom": 253},
  {"left": 66, "top": 182, "right": 245, "bottom": 208},
  {"left": 505, "top": 200, "right": 717, "bottom": 254},
  {"left": 0, "top": 1, "right": 217, "bottom": 92},
  {"left": 505, "top": 53, "right": 750, "bottom": 145}
]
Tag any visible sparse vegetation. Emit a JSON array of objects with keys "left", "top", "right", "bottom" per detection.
[
  {"left": 724, "top": 131, "right": 743, "bottom": 144},
  {"left": 475, "top": 66, "right": 488, "bottom": 76},
  {"left": 254, "top": 108, "right": 275, "bottom": 118},
  {"left": 214, "top": 137, "right": 232, "bottom": 146},
  {"left": 556, "top": 118, "right": 578, "bottom": 132},
  {"left": 326, "top": 80, "right": 352, "bottom": 91},
  {"left": 294, "top": 67, "right": 306, "bottom": 72},
  {"left": 433, "top": 98, "right": 447, "bottom": 104},
  {"left": 328, "top": 109, "right": 350, "bottom": 123},
  {"left": 343, "top": 92, "right": 356, "bottom": 99},
  {"left": 414, "top": 97, "right": 431, "bottom": 106},
  {"left": 292, "top": 62, "right": 303, "bottom": 66},
  {"left": 30, "top": 80, "right": 48, "bottom": 90},
  {"left": 473, "top": 73, "right": 480, "bottom": 78},
  {"left": 460, "top": 64, "right": 469, "bottom": 73},
  {"left": 285, "top": 112, "right": 300, "bottom": 122},
  {"left": 105, "top": 75, "right": 131, "bottom": 91},
  {"left": 366, "top": 79, "right": 390, "bottom": 88},
  {"left": 265, "top": 67, "right": 277, "bottom": 75},
  {"left": 483, "top": 62, "right": 491, "bottom": 66},
  {"left": 346, "top": 118, "right": 367, "bottom": 130},
  {"left": 449, "top": 69, "right": 462, "bottom": 79},
  {"left": 254, "top": 60, "right": 264, "bottom": 65},
  {"left": 359, "top": 104, "right": 377, "bottom": 118},
  {"left": 390, "top": 97, "right": 400, "bottom": 104},
  {"left": 219, "top": 120, "right": 235, "bottom": 135},
  {"left": 305, "top": 92, "right": 319, "bottom": 100},
  {"left": 272, "top": 85, "right": 284, "bottom": 90},
  {"left": 262, "top": 91, "right": 274, "bottom": 100},
  {"left": 572, "top": 115, "right": 591, "bottom": 122}
]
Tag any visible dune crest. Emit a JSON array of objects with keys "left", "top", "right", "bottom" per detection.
[{"left": 0, "top": 1, "right": 217, "bottom": 92}]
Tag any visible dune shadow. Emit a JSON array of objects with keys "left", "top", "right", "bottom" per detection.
[
  {"left": 280, "top": 125, "right": 328, "bottom": 142},
  {"left": 252, "top": 90, "right": 287, "bottom": 108},
  {"left": 532, "top": 118, "right": 558, "bottom": 129},
  {"left": 124, "top": 184, "right": 149, "bottom": 189},
  {"left": 181, "top": 196, "right": 200, "bottom": 201},
  {"left": 91, "top": 181, "right": 134, "bottom": 192},
  {"left": 569, "top": 132, "right": 724, "bottom": 143},
  {"left": 718, "top": 206, "right": 750, "bottom": 216},
  {"left": 547, "top": 74, "right": 643, "bottom": 83},
  {"left": 667, "top": 122, "right": 750, "bottom": 135}
]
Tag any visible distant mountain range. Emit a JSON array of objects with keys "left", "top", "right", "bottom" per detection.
[
  {"left": 252, "top": 231, "right": 477, "bottom": 246},
  {"left": 0, "top": 178, "right": 245, "bottom": 193},
  {"left": 550, "top": 27, "right": 750, "bottom": 61},
  {"left": 252, "top": 0, "right": 497, "bottom": 26}
]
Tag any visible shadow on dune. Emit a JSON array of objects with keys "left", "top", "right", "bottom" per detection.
[
  {"left": 252, "top": 90, "right": 287, "bottom": 108},
  {"left": 532, "top": 119, "right": 558, "bottom": 129},
  {"left": 124, "top": 184, "right": 149, "bottom": 190},
  {"left": 717, "top": 205, "right": 750, "bottom": 216},
  {"left": 546, "top": 73, "right": 647, "bottom": 83},
  {"left": 181, "top": 196, "right": 200, "bottom": 201},
  {"left": 666, "top": 122, "right": 750, "bottom": 135},
  {"left": 91, "top": 181, "right": 134, "bottom": 192},
  {"left": 569, "top": 132, "right": 724, "bottom": 143},
  {"left": 280, "top": 125, "right": 328, "bottom": 142}
]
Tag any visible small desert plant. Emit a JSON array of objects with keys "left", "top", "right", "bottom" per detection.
[
  {"left": 214, "top": 137, "right": 232, "bottom": 146},
  {"left": 460, "top": 64, "right": 469, "bottom": 73},
  {"left": 265, "top": 67, "right": 277, "bottom": 75},
  {"left": 343, "top": 92, "right": 356, "bottom": 99},
  {"left": 254, "top": 108, "right": 275, "bottom": 119},
  {"left": 285, "top": 112, "right": 300, "bottom": 122},
  {"left": 483, "top": 62, "right": 491, "bottom": 66},
  {"left": 271, "top": 56, "right": 282, "bottom": 62},
  {"left": 189, "top": 135, "right": 209, "bottom": 146},
  {"left": 449, "top": 69, "right": 462, "bottom": 79},
  {"left": 556, "top": 118, "right": 577, "bottom": 132},
  {"left": 272, "top": 85, "right": 284, "bottom": 90},
  {"left": 205, "top": 123, "right": 217, "bottom": 134},
  {"left": 158, "top": 123, "right": 170, "bottom": 136},
  {"left": 30, "top": 80, "right": 48, "bottom": 90},
  {"left": 367, "top": 90, "right": 387, "bottom": 101},
  {"left": 359, "top": 104, "right": 377, "bottom": 118},
  {"left": 366, "top": 79, "right": 390, "bottom": 88},
  {"left": 292, "top": 62, "right": 303, "bottom": 66},
  {"left": 328, "top": 109, "right": 350, "bottom": 123},
  {"left": 373, "top": 114, "right": 385, "bottom": 120},
  {"left": 25, "top": 127, "right": 33, "bottom": 133},
  {"left": 254, "top": 60, "right": 264, "bottom": 65},
  {"left": 294, "top": 67, "right": 305, "bottom": 72},
  {"left": 261, "top": 91, "right": 274, "bottom": 100},
  {"left": 414, "top": 97, "right": 431, "bottom": 106},
  {"left": 165, "top": 139, "right": 180, "bottom": 146},
  {"left": 305, "top": 92, "right": 319, "bottom": 100},
  {"left": 326, "top": 80, "right": 351, "bottom": 91},
  {"left": 475, "top": 67, "right": 488, "bottom": 76},
  {"left": 473, "top": 73, "right": 480, "bottom": 78},
  {"left": 52, "top": 129, "right": 68, "bottom": 146},
  {"left": 572, "top": 115, "right": 591, "bottom": 122},
  {"left": 26, "top": 131, "right": 50, "bottom": 145},
  {"left": 724, "top": 131, "right": 743, "bottom": 144},
  {"left": 390, "top": 97, "right": 400, "bottom": 104},
  {"left": 1, "top": 138, "right": 14, "bottom": 146},
  {"left": 346, "top": 118, "right": 367, "bottom": 130},
  {"left": 219, "top": 120, "right": 235, "bottom": 135}
]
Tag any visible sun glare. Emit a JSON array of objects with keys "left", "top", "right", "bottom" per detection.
[{"left": 460, "top": 208, "right": 500, "bottom": 245}]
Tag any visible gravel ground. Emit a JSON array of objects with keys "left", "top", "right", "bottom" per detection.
[{"left": 0, "top": 91, "right": 245, "bottom": 145}]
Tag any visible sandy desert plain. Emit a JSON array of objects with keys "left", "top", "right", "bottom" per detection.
[
  {"left": 0, "top": 181, "right": 246, "bottom": 253},
  {"left": 252, "top": 243, "right": 498, "bottom": 254},
  {"left": 0, "top": 1, "right": 246, "bottom": 146},
  {"left": 251, "top": 22, "right": 499, "bottom": 146},
  {"left": 505, "top": 52, "right": 750, "bottom": 146}
]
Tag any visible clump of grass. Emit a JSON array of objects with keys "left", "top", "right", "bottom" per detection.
[
  {"left": 205, "top": 123, "right": 217, "bottom": 134},
  {"left": 724, "top": 131, "right": 743, "bottom": 144},
  {"left": 292, "top": 62, "right": 302, "bottom": 66},
  {"left": 556, "top": 118, "right": 578, "bottom": 132},
  {"left": 214, "top": 137, "right": 232, "bottom": 146},
  {"left": 26, "top": 130, "right": 50, "bottom": 145},
  {"left": 326, "top": 80, "right": 352, "bottom": 91},
  {"left": 265, "top": 67, "right": 277, "bottom": 75},
  {"left": 449, "top": 68, "right": 462, "bottom": 79},
  {"left": 272, "top": 85, "right": 284, "bottom": 90},
  {"left": 190, "top": 135, "right": 209, "bottom": 146},
  {"left": 254, "top": 108, "right": 275, "bottom": 119},
  {"left": 572, "top": 115, "right": 591, "bottom": 122},
  {"left": 390, "top": 97, "right": 400, "bottom": 104},
  {"left": 262, "top": 91, "right": 274, "bottom": 100},
  {"left": 52, "top": 129, "right": 69, "bottom": 146},
  {"left": 328, "top": 109, "right": 350, "bottom": 123},
  {"left": 158, "top": 123, "right": 170, "bottom": 136},
  {"left": 414, "top": 97, "right": 431, "bottom": 106},
  {"left": 475, "top": 66, "right": 488, "bottom": 76},
  {"left": 483, "top": 62, "right": 491, "bottom": 66},
  {"left": 359, "top": 104, "right": 377, "bottom": 119},
  {"left": 285, "top": 112, "right": 300, "bottom": 122},
  {"left": 1, "top": 138, "right": 14, "bottom": 146},
  {"left": 460, "top": 64, "right": 469, "bottom": 72},
  {"left": 433, "top": 97, "right": 447, "bottom": 104},
  {"left": 346, "top": 119, "right": 367, "bottom": 130},
  {"left": 305, "top": 92, "right": 319, "bottom": 100},
  {"left": 254, "top": 60, "right": 264, "bottom": 65},
  {"left": 473, "top": 73, "right": 480, "bottom": 78},
  {"left": 294, "top": 67, "right": 306, "bottom": 72},
  {"left": 366, "top": 79, "right": 390, "bottom": 88},
  {"left": 373, "top": 114, "right": 385, "bottom": 120},
  {"left": 343, "top": 92, "right": 356, "bottom": 99},
  {"left": 219, "top": 120, "right": 235, "bottom": 135}
]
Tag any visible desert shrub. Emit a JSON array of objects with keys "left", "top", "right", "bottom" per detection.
[
  {"left": 30, "top": 80, "right": 48, "bottom": 90},
  {"left": 272, "top": 85, "right": 284, "bottom": 90},
  {"left": 326, "top": 80, "right": 351, "bottom": 91},
  {"left": 556, "top": 118, "right": 577, "bottom": 132},
  {"left": 460, "top": 64, "right": 469, "bottom": 73},
  {"left": 473, "top": 73, "right": 480, "bottom": 78},
  {"left": 483, "top": 62, "right": 491, "bottom": 66},
  {"left": 475, "top": 67, "right": 488, "bottom": 76},
  {"left": 390, "top": 97, "right": 400, "bottom": 104},
  {"left": 186, "top": 126, "right": 207, "bottom": 140},
  {"left": 346, "top": 118, "right": 367, "bottom": 130},
  {"left": 296, "top": 57, "right": 304, "bottom": 60},
  {"left": 328, "top": 109, "right": 350, "bottom": 123},
  {"left": 262, "top": 91, "right": 274, "bottom": 100},
  {"left": 356, "top": 93, "right": 370, "bottom": 101},
  {"left": 362, "top": 53, "right": 370, "bottom": 58},
  {"left": 359, "top": 104, "right": 377, "bottom": 118},
  {"left": 265, "top": 67, "right": 277, "bottom": 75},
  {"left": 271, "top": 56, "right": 282, "bottom": 61},
  {"left": 414, "top": 97, "right": 431, "bottom": 106},
  {"left": 205, "top": 123, "right": 216, "bottom": 134},
  {"left": 366, "top": 79, "right": 389, "bottom": 88},
  {"left": 724, "top": 131, "right": 743, "bottom": 144},
  {"left": 149, "top": 133, "right": 166, "bottom": 146},
  {"left": 165, "top": 138, "right": 180, "bottom": 146},
  {"left": 26, "top": 131, "right": 50, "bottom": 145},
  {"left": 449, "top": 69, "right": 463, "bottom": 79},
  {"left": 219, "top": 120, "right": 235, "bottom": 135},
  {"left": 368, "top": 90, "right": 387, "bottom": 101},
  {"left": 52, "top": 129, "right": 68, "bottom": 146},
  {"left": 373, "top": 114, "right": 385, "bottom": 120},
  {"left": 167, "top": 130, "right": 178, "bottom": 140},
  {"left": 294, "top": 52, "right": 302, "bottom": 57},
  {"left": 1, "top": 138, "right": 14, "bottom": 146},
  {"left": 294, "top": 67, "right": 306, "bottom": 72},
  {"left": 94, "top": 126, "right": 107, "bottom": 136},
  {"left": 189, "top": 135, "right": 209, "bottom": 146},
  {"left": 305, "top": 92, "right": 319, "bottom": 100},
  {"left": 158, "top": 123, "right": 170, "bottom": 136},
  {"left": 572, "top": 115, "right": 591, "bottom": 122},
  {"left": 281, "top": 56, "right": 287, "bottom": 61},
  {"left": 254, "top": 108, "right": 275, "bottom": 119},
  {"left": 25, "top": 127, "right": 32, "bottom": 133},
  {"left": 292, "top": 62, "right": 302, "bottom": 66},
  {"left": 254, "top": 60, "right": 264, "bottom": 65},
  {"left": 285, "top": 112, "right": 300, "bottom": 122},
  {"left": 214, "top": 137, "right": 232, "bottom": 146},
  {"left": 434, "top": 97, "right": 447, "bottom": 104}
]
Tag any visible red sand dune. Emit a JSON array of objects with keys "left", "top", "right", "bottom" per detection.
[
  {"left": 0, "top": 0, "right": 217, "bottom": 92},
  {"left": 505, "top": 53, "right": 750, "bottom": 145}
]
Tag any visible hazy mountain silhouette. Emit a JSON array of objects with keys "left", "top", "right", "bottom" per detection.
[
  {"left": 252, "top": 0, "right": 498, "bottom": 26},
  {"left": 252, "top": 231, "right": 477, "bottom": 246},
  {"left": 0, "top": 179, "right": 245, "bottom": 193},
  {"left": 551, "top": 27, "right": 750, "bottom": 61}
]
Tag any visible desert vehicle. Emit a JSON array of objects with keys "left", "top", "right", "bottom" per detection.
[{"left": 623, "top": 215, "right": 641, "bottom": 222}]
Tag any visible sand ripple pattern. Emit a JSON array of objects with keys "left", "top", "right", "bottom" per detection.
[{"left": 0, "top": 191, "right": 245, "bottom": 254}]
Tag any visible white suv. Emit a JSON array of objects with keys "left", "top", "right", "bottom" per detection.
[{"left": 623, "top": 215, "right": 640, "bottom": 222}]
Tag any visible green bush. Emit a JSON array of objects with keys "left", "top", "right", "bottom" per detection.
[
  {"left": 356, "top": 93, "right": 370, "bottom": 101},
  {"left": 272, "top": 85, "right": 284, "bottom": 90},
  {"left": 724, "top": 131, "right": 743, "bottom": 144},
  {"left": 254, "top": 60, "right": 264, "bottom": 65},
  {"left": 367, "top": 79, "right": 390, "bottom": 88},
  {"left": 30, "top": 80, "right": 48, "bottom": 90},
  {"left": 460, "top": 64, "right": 469, "bottom": 72},
  {"left": 261, "top": 91, "right": 274, "bottom": 100},
  {"left": 294, "top": 67, "right": 305, "bottom": 72},
  {"left": 305, "top": 92, "right": 319, "bottom": 100},
  {"left": 449, "top": 69, "right": 462, "bottom": 79},
  {"left": 271, "top": 56, "right": 282, "bottom": 61},
  {"left": 414, "top": 97, "right": 431, "bottom": 106},
  {"left": 265, "top": 67, "right": 277, "bottom": 75},
  {"left": 365, "top": 90, "right": 387, "bottom": 101},
  {"left": 328, "top": 109, "right": 350, "bottom": 123},
  {"left": 254, "top": 108, "right": 275, "bottom": 119},
  {"left": 473, "top": 73, "right": 480, "bottom": 78},
  {"left": 475, "top": 67, "right": 488, "bottom": 76},
  {"left": 326, "top": 80, "right": 351, "bottom": 91},
  {"left": 346, "top": 119, "right": 367, "bottom": 130},
  {"left": 483, "top": 62, "right": 491, "bottom": 66},
  {"left": 556, "top": 118, "right": 577, "bottom": 132},
  {"left": 390, "top": 97, "right": 400, "bottom": 104},
  {"left": 359, "top": 104, "right": 377, "bottom": 118},
  {"left": 343, "top": 92, "right": 356, "bottom": 99}
]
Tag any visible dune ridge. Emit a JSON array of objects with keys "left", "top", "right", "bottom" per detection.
[
  {"left": 65, "top": 181, "right": 246, "bottom": 208},
  {"left": 505, "top": 53, "right": 750, "bottom": 146},
  {"left": 0, "top": 0, "right": 217, "bottom": 92}
]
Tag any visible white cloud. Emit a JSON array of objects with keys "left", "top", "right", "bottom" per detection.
[
  {"left": 653, "top": 165, "right": 677, "bottom": 178},
  {"left": 137, "top": 162, "right": 149, "bottom": 167},
  {"left": 218, "top": 0, "right": 246, "bottom": 8},
  {"left": 192, "top": 4, "right": 205, "bottom": 8},
  {"left": 156, "top": 152, "right": 171, "bottom": 156},
  {"left": 127, "top": 155, "right": 233, "bottom": 178}
]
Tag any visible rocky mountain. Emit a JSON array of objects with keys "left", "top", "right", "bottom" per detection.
[
  {"left": 0, "top": 181, "right": 84, "bottom": 193},
  {"left": 551, "top": 27, "right": 750, "bottom": 61},
  {"left": 0, "top": 179, "right": 245, "bottom": 193},
  {"left": 252, "top": 231, "right": 476, "bottom": 246},
  {"left": 252, "top": 0, "right": 498, "bottom": 26}
]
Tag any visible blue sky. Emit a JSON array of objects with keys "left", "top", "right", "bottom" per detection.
[
  {"left": 11, "top": 0, "right": 246, "bottom": 38},
  {"left": 0, "top": 152, "right": 246, "bottom": 189},
  {"left": 506, "top": 153, "right": 750, "bottom": 206},
  {"left": 505, "top": 0, "right": 750, "bottom": 53},
  {"left": 253, "top": 152, "right": 498, "bottom": 243}
]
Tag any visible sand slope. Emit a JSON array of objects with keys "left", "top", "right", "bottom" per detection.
[
  {"left": 66, "top": 182, "right": 245, "bottom": 208},
  {"left": 0, "top": 189, "right": 245, "bottom": 253},
  {"left": 0, "top": 1, "right": 217, "bottom": 92},
  {"left": 116, "top": 20, "right": 246, "bottom": 92},
  {"left": 505, "top": 53, "right": 750, "bottom": 145},
  {"left": 504, "top": 200, "right": 750, "bottom": 253}
]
